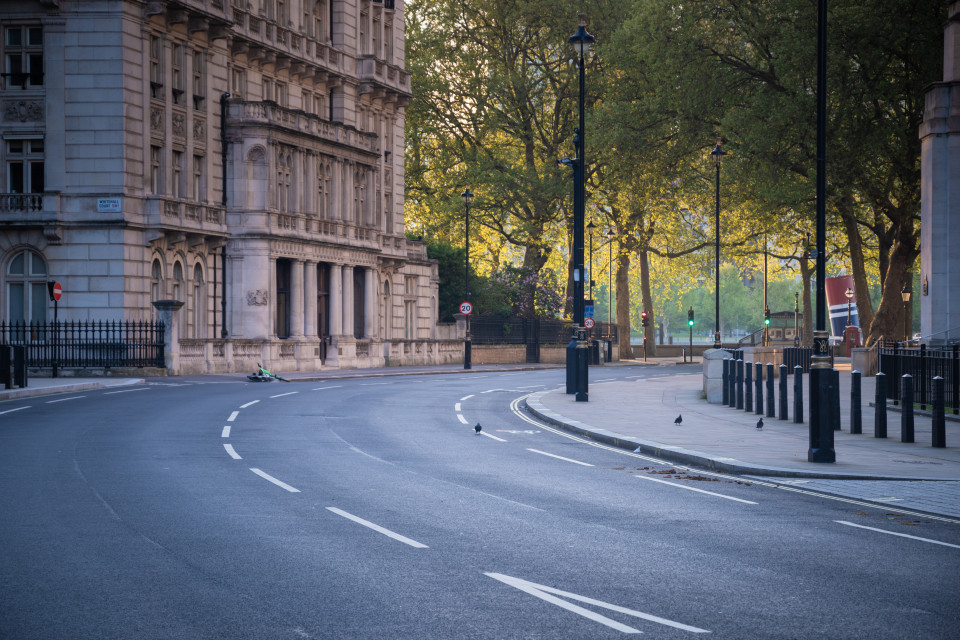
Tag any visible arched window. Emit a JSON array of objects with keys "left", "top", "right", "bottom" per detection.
[
  {"left": 192, "top": 262, "right": 205, "bottom": 338},
  {"left": 381, "top": 278, "right": 391, "bottom": 339},
  {"left": 151, "top": 258, "right": 164, "bottom": 303},
  {"left": 5, "top": 249, "right": 47, "bottom": 323},
  {"left": 173, "top": 260, "right": 184, "bottom": 301}
]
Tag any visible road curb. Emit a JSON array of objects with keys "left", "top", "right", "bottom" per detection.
[
  {"left": 522, "top": 391, "right": 949, "bottom": 482},
  {"left": 0, "top": 378, "right": 145, "bottom": 402}
]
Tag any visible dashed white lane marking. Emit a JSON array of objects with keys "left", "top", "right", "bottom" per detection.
[
  {"left": 459, "top": 394, "right": 475, "bottom": 401},
  {"left": 486, "top": 573, "right": 709, "bottom": 634},
  {"left": 269, "top": 391, "right": 298, "bottom": 398},
  {"left": 104, "top": 388, "right": 149, "bottom": 395},
  {"left": 361, "top": 382, "right": 393, "bottom": 386},
  {"left": 0, "top": 406, "right": 30, "bottom": 415},
  {"left": 224, "top": 443, "right": 242, "bottom": 459},
  {"left": 227, "top": 411, "right": 239, "bottom": 422},
  {"left": 481, "top": 432, "right": 507, "bottom": 442},
  {"left": 221, "top": 425, "right": 231, "bottom": 438},
  {"left": 481, "top": 389, "right": 506, "bottom": 394},
  {"left": 455, "top": 403, "right": 462, "bottom": 412},
  {"left": 240, "top": 400, "right": 260, "bottom": 409},
  {"left": 312, "top": 385, "right": 342, "bottom": 391},
  {"left": 457, "top": 414, "right": 469, "bottom": 424},
  {"left": 835, "top": 521, "right": 960, "bottom": 549},
  {"left": 527, "top": 449, "right": 594, "bottom": 467},
  {"left": 46, "top": 396, "right": 85, "bottom": 404},
  {"left": 326, "top": 507, "right": 428, "bottom": 548},
  {"left": 250, "top": 468, "right": 300, "bottom": 493},
  {"left": 637, "top": 475, "right": 758, "bottom": 504}
]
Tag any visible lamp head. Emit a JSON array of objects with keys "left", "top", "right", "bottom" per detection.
[
  {"left": 569, "top": 16, "right": 595, "bottom": 58},
  {"left": 461, "top": 187, "right": 473, "bottom": 205}
]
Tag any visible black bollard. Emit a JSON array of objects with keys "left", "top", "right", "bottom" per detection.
[
  {"left": 875, "top": 372, "right": 887, "bottom": 438},
  {"left": 12, "top": 345, "right": 27, "bottom": 388},
  {"left": 932, "top": 376, "right": 945, "bottom": 448},
  {"left": 755, "top": 363, "right": 764, "bottom": 415},
  {"left": 901, "top": 374, "right": 914, "bottom": 443},
  {"left": 766, "top": 363, "right": 776, "bottom": 418},
  {"left": 850, "top": 370, "right": 862, "bottom": 434},
  {"left": 833, "top": 369, "right": 842, "bottom": 431},
  {"left": 722, "top": 359, "right": 730, "bottom": 406},
  {"left": 779, "top": 364, "right": 788, "bottom": 420},
  {"left": 0, "top": 345, "right": 11, "bottom": 390},
  {"left": 737, "top": 359, "right": 744, "bottom": 410},
  {"left": 919, "top": 344, "right": 927, "bottom": 411},
  {"left": 794, "top": 365, "right": 804, "bottom": 424},
  {"left": 745, "top": 361, "right": 753, "bottom": 412},
  {"left": 730, "top": 358, "right": 738, "bottom": 407}
]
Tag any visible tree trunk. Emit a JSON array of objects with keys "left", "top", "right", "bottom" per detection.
[
  {"left": 799, "top": 255, "right": 814, "bottom": 347},
  {"left": 839, "top": 196, "right": 875, "bottom": 333},
  {"left": 616, "top": 249, "right": 632, "bottom": 359}
]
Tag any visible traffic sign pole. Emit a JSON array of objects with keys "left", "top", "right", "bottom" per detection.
[{"left": 48, "top": 281, "right": 62, "bottom": 378}]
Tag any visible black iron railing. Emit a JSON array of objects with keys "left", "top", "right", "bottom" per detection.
[
  {"left": 470, "top": 317, "right": 617, "bottom": 346},
  {"left": 879, "top": 343, "right": 959, "bottom": 414},
  {"left": 0, "top": 320, "right": 165, "bottom": 369}
]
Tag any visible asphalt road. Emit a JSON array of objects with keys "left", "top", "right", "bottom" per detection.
[{"left": 2, "top": 367, "right": 958, "bottom": 639}]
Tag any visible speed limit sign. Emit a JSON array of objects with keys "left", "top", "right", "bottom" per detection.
[
  {"left": 459, "top": 301, "right": 473, "bottom": 315},
  {"left": 584, "top": 317, "right": 595, "bottom": 329}
]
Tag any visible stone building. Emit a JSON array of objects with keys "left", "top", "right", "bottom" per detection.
[{"left": 0, "top": 0, "right": 458, "bottom": 373}]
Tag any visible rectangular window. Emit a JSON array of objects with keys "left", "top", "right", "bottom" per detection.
[
  {"left": 3, "top": 26, "right": 43, "bottom": 89},
  {"left": 149, "top": 35, "right": 163, "bottom": 98},
  {"left": 275, "top": 80, "right": 287, "bottom": 107},
  {"left": 404, "top": 300, "right": 414, "bottom": 339},
  {"left": 231, "top": 67, "right": 245, "bottom": 99},
  {"left": 6, "top": 139, "right": 44, "bottom": 193},
  {"left": 301, "top": 89, "right": 312, "bottom": 114},
  {"left": 263, "top": 77, "right": 274, "bottom": 102},
  {"left": 192, "top": 50, "right": 205, "bottom": 110},
  {"left": 171, "top": 43, "right": 184, "bottom": 104},
  {"left": 150, "top": 146, "right": 161, "bottom": 194},
  {"left": 193, "top": 154, "right": 204, "bottom": 201},
  {"left": 172, "top": 150, "right": 183, "bottom": 197}
]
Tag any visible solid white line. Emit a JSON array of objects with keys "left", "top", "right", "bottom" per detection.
[
  {"left": 269, "top": 391, "right": 298, "bottom": 398},
  {"left": 227, "top": 411, "right": 239, "bottom": 422},
  {"left": 240, "top": 400, "right": 260, "bottom": 409},
  {"left": 486, "top": 573, "right": 709, "bottom": 634},
  {"left": 454, "top": 403, "right": 462, "bottom": 412},
  {"left": 637, "top": 475, "right": 758, "bottom": 504},
  {"left": 459, "top": 394, "right": 475, "bottom": 401},
  {"left": 103, "top": 388, "right": 149, "bottom": 395},
  {"left": 223, "top": 443, "right": 241, "bottom": 459},
  {"left": 221, "top": 425, "right": 231, "bottom": 438},
  {"left": 312, "top": 385, "right": 342, "bottom": 391},
  {"left": 481, "top": 432, "right": 507, "bottom": 442},
  {"left": 835, "top": 521, "right": 960, "bottom": 549},
  {"left": 457, "top": 414, "right": 469, "bottom": 424},
  {"left": 250, "top": 468, "right": 300, "bottom": 492},
  {"left": 326, "top": 507, "right": 428, "bottom": 548},
  {"left": 46, "top": 396, "right": 85, "bottom": 403},
  {"left": 0, "top": 406, "right": 30, "bottom": 415},
  {"left": 527, "top": 449, "right": 594, "bottom": 467}
]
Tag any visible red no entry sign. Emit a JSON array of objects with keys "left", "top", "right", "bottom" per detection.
[{"left": 51, "top": 281, "right": 62, "bottom": 302}]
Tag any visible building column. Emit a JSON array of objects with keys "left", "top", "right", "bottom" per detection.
[
  {"left": 290, "top": 259, "right": 304, "bottom": 337},
  {"left": 342, "top": 265, "right": 355, "bottom": 338},
  {"left": 364, "top": 267, "right": 376, "bottom": 338},
  {"left": 304, "top": 260, "right": 318, "bottom": 337},
  {"left": 329, "top": 263, "right": 343, "bottom": 336}
]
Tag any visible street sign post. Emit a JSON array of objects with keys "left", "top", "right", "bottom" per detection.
[
  {"left": 459, "top": 301, "right": 473, "bottom": 315},
  {"left": 47, "top": 281, "right": 62, "bottom": 378},
  {"left": 584, "top": 318, "right": 595, "bottom": 329}
]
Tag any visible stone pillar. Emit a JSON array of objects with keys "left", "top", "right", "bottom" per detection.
[
  {"left": 290, "top": 259, "right": 304, "bottom": 337},
  {"left": 304, "top": 261, "right": 318, "bottom": 337},
  {"left": 342, "top": 265, "right": 355, "bottom": 338},
  {"left": 364, "top": 267, "right": 376, "bottom": 338},
  {"left": 153, "top": 300, "right": 184, "bottom": 374},
  {"left": 329, "top": 263, "right": 343, "bottom": 336},
  {"left": 920, "top": 1, "right": 960, "bottom": 344},
  {"left": 702, "top": 349, "right": 730, "bottom": 403}
]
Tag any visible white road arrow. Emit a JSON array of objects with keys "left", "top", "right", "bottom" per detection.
[{"left": 485, "top": 573, "right": 710, "bottom": 635}]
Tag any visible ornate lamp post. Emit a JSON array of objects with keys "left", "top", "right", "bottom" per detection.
[
  {"left": 901, "top": 284, "right": 911, "bottom": 342},
  {"left": 587, "top": 220, "right": 596, "bottom": 302},
  {"left": 844, "top": 287, "right": 854, "bottom": 327},
  {"left": 567, "top": 16, "right": 594, "bottom": 402},
  {"left": 462, "top": 187, "right": 473, "bottom": 370},
  {"left": 606, "top": 228, "right": 615, "bottom": 326},
  {"left": 711, "top": 138, "right": 726, "bottom": 349}
]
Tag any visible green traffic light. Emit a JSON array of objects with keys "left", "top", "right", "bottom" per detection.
[{"left": 688, "top": 319, "right": 694, "bottom": 327}]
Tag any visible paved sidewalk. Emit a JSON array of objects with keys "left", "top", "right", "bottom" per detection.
[
  {"left": 525, "top": 370, "right": 960, "bottom": 481},
  {"left": 0, "top": 376, "right": 145, "bottom": 401}
]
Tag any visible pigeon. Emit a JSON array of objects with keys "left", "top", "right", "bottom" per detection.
[
  {"left": 475, "top": 423, "right": 482, "bottom": 435},
  {"left": 674, "top": 414, "right": 683, "bottom": 425},
  {"left": 756, "top": 417, "right": 764, "bottom": 430}
]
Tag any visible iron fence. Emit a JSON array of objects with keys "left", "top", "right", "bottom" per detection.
[
  {"left": 0, "top": 320, "right": 165, "bottom": 369},
  {"left": 879, "top": 343, "right": 959, "bottom": 414},
  {"left": 470, "top": 317, "right": 617, "bottom": 346}
]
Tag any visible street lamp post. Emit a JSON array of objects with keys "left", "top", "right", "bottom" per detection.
[
  {"left": 567, "top": 16, "right": 594, "bottom": 403},
  {"left": 462, "top": 187, "right": 473, "bottom": 370},
  {"left": 808, "top": 0, "right": 837, "bottom": 462},
  {"left": 845, "top": 287, "right": 853, "bottom": 327},
  {"left": 711, "top": 138, "right": 726, "bottom": 349},
  {"left": 794, "top": 291, "right": 800, "bottom": 346},
  {"left": 901, "top": 284, "right": 911, "bottom": 342},
  {"left": 606, "top": 227, "right": 615, "bottom": 363},
  {"left": 587, "top": 220, "right": 596, "bottom": 303}
]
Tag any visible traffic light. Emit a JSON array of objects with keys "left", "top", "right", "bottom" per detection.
[
  {"left": 764, "top": 307, "right": 771, "bottom": 326},
  {"left": 687, "top": 308, "right": 695, "bottom": 327},
  {"left": 641, "top": 311, "right": 649, "bottom": 327}
]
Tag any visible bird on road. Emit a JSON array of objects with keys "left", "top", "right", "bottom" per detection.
[
  {"left": 756, "top": 417, "right": 764, "bottom": 430},
  {"left": 475, "top": 423, "right": 482, "bottom": 435},
  {"left": 674, "top": 414, "right": 683, "bottom": 425}
]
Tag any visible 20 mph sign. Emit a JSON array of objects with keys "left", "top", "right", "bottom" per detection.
[{"left": 459, "top": 301, "right": 473, "bottom": 315}]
